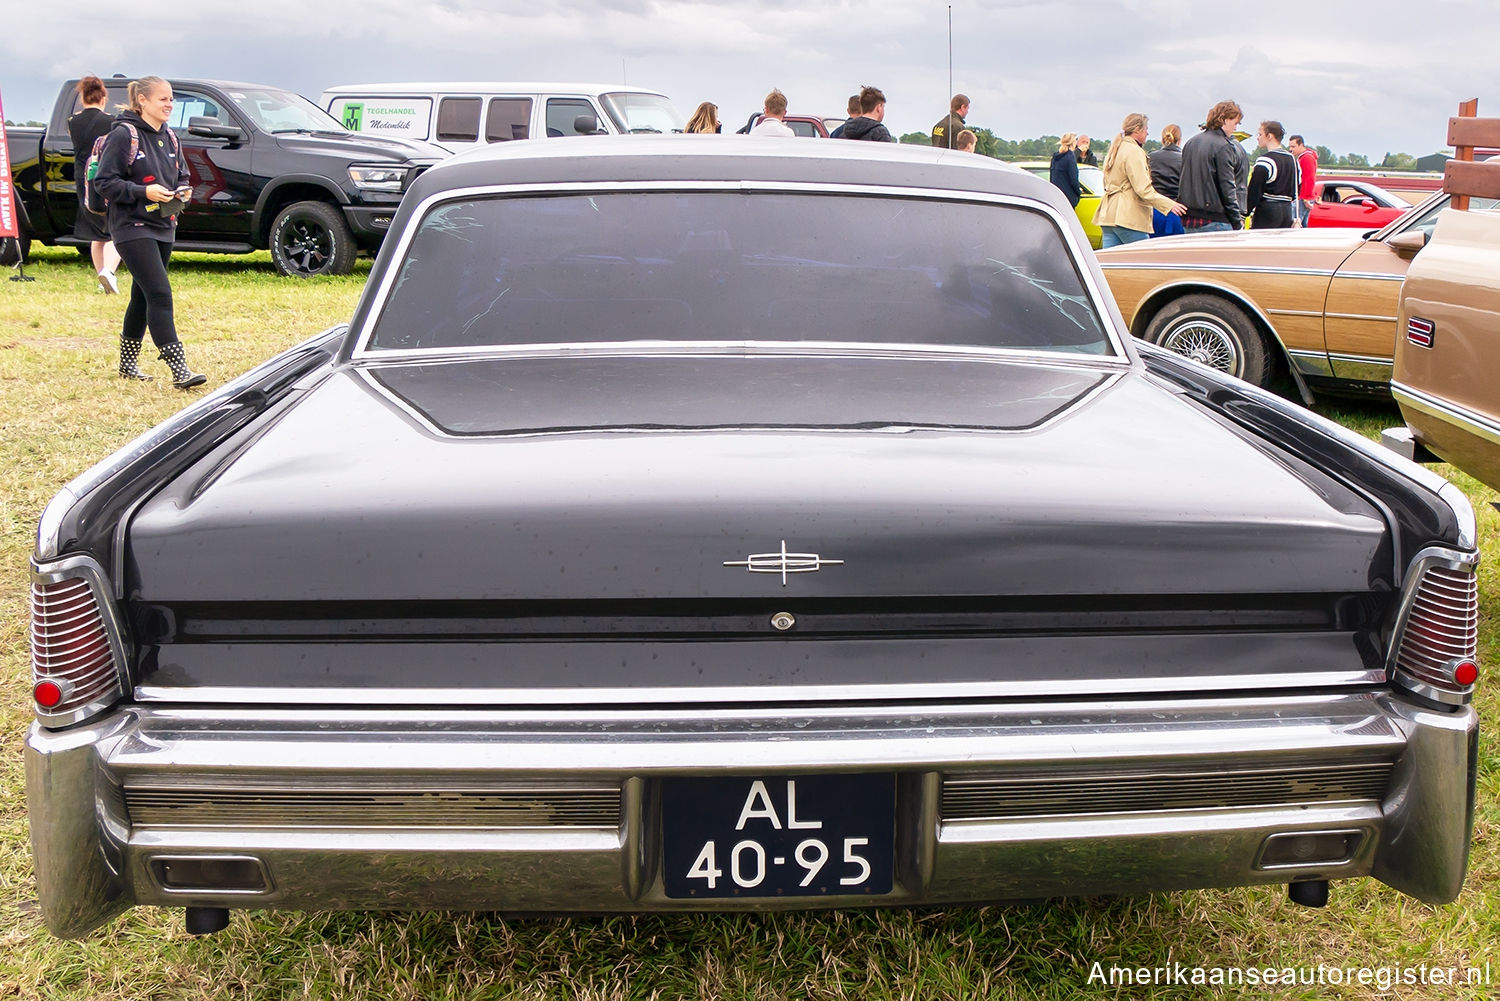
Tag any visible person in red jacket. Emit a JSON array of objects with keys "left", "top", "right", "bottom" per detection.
[{"left": 1288, "top": 134, "right": 1318, "bottom": 226}]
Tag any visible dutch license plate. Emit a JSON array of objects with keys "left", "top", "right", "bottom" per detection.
[{"left": 662, "top": 774, "right": 895, "bottom": 898}]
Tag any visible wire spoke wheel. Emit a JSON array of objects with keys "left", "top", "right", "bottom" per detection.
[
  {"left": 1161, "top": 317, "right": 1241, "bottom": 374},
  {"left": 1144, "top": 295, "right": 1270, "bottom": 386}
]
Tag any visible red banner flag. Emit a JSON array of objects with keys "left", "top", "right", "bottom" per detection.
[{"left": 0, "top": 88, "right": 20, "bottom": 239}]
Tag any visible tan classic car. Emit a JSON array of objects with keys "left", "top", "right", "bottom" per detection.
[
  {"left": 1383, "top": 107, "right": 1500, "bottom": 492},
  {"left": 1097, "top": 190, "right": 1494, "bottom": 397}
]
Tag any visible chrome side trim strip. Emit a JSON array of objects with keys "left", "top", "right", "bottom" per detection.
[
  {"left": 1098, "top": 262, "right": 1337, "bottom": 278},
  {"left": 135, "top": 669, "right": 1388, "bottom": 707},
  {"left": 349, "top": 180, "right": 1129, "bottom": 362},
  {"left": 1265, "top": 308, "right": 1327, "bottom": 319},
  {"left": 1392, "top": 382, "right": 1500, "bottom": 448},
  {"left": 1325, "top": 312, "right": 1399, "bottom": 323},
  {"left": 1328, "top": 352, "right": 1395, "bottom": 365},
  {"left": 1330, "top": 272, "right": 1408, "bottom": 283}
]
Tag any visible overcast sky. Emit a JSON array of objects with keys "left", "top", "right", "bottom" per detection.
[{"left": 4, "top": 0, "right": 1496, "bottom": 159}]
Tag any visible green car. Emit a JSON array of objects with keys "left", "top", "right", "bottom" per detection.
[{"left": 1016, "top": 161, "right": 1104, "bottom": 249}]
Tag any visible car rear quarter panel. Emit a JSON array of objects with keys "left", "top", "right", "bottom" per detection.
[{"left": 1393, "top": 208, "right": 1500, "bottom": 490}]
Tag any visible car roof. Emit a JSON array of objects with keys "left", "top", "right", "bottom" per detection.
[
  {"left": 321, "top": 82, "right": 667, "bottom": 96},
  {"left": 415, "top": 135, "right": 1035, "bottom": 199}
]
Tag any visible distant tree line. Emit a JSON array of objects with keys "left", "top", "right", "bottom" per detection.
[{"left": 899, "top": 131, "right": 1421, "bottom": 170}]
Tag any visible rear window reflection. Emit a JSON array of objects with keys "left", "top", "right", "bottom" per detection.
[{"left": 368, "top": 191, "right": 1112, "bottom": 356}]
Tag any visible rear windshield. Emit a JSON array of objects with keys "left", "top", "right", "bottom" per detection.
[{"left": 367, "top": 191, "right": 1112, "bottom": 355}]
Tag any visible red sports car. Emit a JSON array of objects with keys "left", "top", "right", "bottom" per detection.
[{"left": 1306, "top": 179, "right": 1411, "bottom": 228}]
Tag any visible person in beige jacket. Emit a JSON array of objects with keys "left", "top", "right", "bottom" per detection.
[{"left": 1094, "top": 113, "right": 1185, "bottom": 247}]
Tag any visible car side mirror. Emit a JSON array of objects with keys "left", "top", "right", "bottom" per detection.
[
  {"left": 1348, "top": 197, "right": 1374, "bottom": 208},
  {"left": 1388, "top": 231, "right": 1427, "bottom": 259},
  {"left": 187, "top": 116, "right": 246, "bottom": 143},
  {"left": 573, "top": 113, "right": 603, "bottom": 136}
]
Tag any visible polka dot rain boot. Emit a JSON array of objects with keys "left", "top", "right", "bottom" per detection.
[
  {"left": 118, "top": 336, "right": 152, "bottom": 381},
  {"left": 160, "top": 341, "right": 207, "bottom": 389}
]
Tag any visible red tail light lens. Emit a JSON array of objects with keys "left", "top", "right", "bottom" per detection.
[
  {"left": 29, "top": 560, "right": 128, "bottom": 727},
  {"left": 1389, "top": 550, "right": 1479, "bottom": 706}
]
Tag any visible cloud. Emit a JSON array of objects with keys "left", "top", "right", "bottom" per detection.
[{"left": 3, "top": 0, "right": 1495, "bottom": 158}]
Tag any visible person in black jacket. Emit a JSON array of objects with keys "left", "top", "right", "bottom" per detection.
[
  {"left": 841, "top": 86, "right": 895, "bottom": 142},
  {"left": 1049, "top": 133, "right": 1082, "bottom": 207},
  {"left": 1246, "top": 120, "right": 1299, "bottom": 228},
  {"left": 829, "top": 95, "right": 861, "bottom": 139},
  {"left": 1147, "top": 124, "right": 1182, "bottom": 198},
  {"left": 1178, "top": 100, "right": 1245, "bottom": 232},
  {"left": 93, "top": 75, "right": 206, "bottom": 387},
  {"left": 66, "top": 75, "right": 121, "bottom": 293},
  {"left": 1147, "top": 124, "right": 1184, "bottom": 236}
]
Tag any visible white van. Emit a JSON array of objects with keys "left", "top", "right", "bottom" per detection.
[{"left": 319, "top": 83, "right": 683, "bottom": 154}]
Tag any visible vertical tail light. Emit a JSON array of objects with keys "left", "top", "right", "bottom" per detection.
[
  {"left": 30, "top": 557, "right": 130, "bottom": 728},
  {"left": 1388, "top": 547, "right": 1480, "bottom": 706}
]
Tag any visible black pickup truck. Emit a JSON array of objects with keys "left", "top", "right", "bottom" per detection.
[{"left": 7, "top": 77, "right": 442, "bottom": 276}]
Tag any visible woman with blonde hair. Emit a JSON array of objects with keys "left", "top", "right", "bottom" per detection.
[
  {"left": 684, "top": 102, "right": 721, "bottom": 134},
  {"left": 1094, "top": 113, "right": 1184, "bottom": 247},
  {"left": 1049, "top": 132, "right": 1081, "bottom": 206},
  {"left": 93, "top": 75, "right": 206, "bottom": 387}
]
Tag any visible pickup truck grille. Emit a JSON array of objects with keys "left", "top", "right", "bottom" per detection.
[
  {"left": 941, "top": 761, "right": 1393, "bottom": 820},
  {"left": 124, "top": 785, "right": 621, "bottom": 829}
]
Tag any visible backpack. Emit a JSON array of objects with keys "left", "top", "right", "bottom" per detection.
[{"left": 84, "top": 122, "right": 181, "bottom": 215}]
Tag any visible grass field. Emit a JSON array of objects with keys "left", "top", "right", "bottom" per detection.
[{"left": 1, "top": 246, "right": 1496, "bottom": 1000}]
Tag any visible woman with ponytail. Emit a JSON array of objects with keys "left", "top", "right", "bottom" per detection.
[
  {"left": 1093, "top": 113, "right": 1185, "bottom": 248},
  {"left": 67, "top": 75, "right": 122, "bottom": 292},
  {"left": 92, "top": 76, "right": 206, "bottom": 387}
]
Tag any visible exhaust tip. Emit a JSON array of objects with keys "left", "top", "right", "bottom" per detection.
[
  {"left": 184, "top": 906, "right": 230, "bottom": 935},
  {"left": 1288, "top": 879, "right": 1330, "bottom": 908}
]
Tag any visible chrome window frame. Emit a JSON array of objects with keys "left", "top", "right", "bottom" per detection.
[
  {"left": 348, "top": 180, "right": 1132, "bottom": 365},
  {"left": 30, "top": 554, "right": 132, "bottom": 729}
]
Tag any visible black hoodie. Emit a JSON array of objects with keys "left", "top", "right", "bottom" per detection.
[
  {"left": 841, "top": 116, "right": 895, "bottom": 143},
  {"left": 93, "top": 111, "right": 190, "bottom": 244}
]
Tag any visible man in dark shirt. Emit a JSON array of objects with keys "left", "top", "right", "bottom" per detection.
[
  {"left": 842, "top": 86, "right": 895, "bottom": 142},
  {"left": 829, "top": 95, "right": 861, "bottom": 139},
  {"left": 930, "top": 94, "right": 969, "bottom": 149}
]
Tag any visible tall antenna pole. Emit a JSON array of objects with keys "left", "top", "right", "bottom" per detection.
[
  {"left": 948, "top": 5, "right": 954, "bottom": 133},
  {"left": 622, "top": 57, "right": 628, "bottom": 86}
]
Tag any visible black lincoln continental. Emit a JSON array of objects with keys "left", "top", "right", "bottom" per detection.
[{"left": 27, "top": 137, "right": 1479, "bottom": 938}]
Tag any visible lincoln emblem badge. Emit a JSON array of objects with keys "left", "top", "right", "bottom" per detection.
[{"left": 724, "top": 540, "right": 844, "bottom": 586}]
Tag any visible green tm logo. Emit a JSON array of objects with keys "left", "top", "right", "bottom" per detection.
[{"left": 342, "top": 103, "right": 364, "bottom": 131}]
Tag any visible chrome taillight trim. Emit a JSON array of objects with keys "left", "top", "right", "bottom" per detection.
[
  {"left": 30, "top": 555, "right": 131, "bottom": 728},
  {"left": 1386, "top": 546, "right": 1480, "bottom": 707}
]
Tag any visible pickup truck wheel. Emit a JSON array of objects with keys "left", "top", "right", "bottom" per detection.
[
  {"left": 270, "top": 201, "right": 355, "bottom": 277},
  {"left": 1145, "top": 294, "right": 1270, "bottom": 387}
]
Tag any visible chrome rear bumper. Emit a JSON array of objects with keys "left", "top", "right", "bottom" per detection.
[{"left": 27, "top": 691, "right": 1477, "bottom": 937}]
